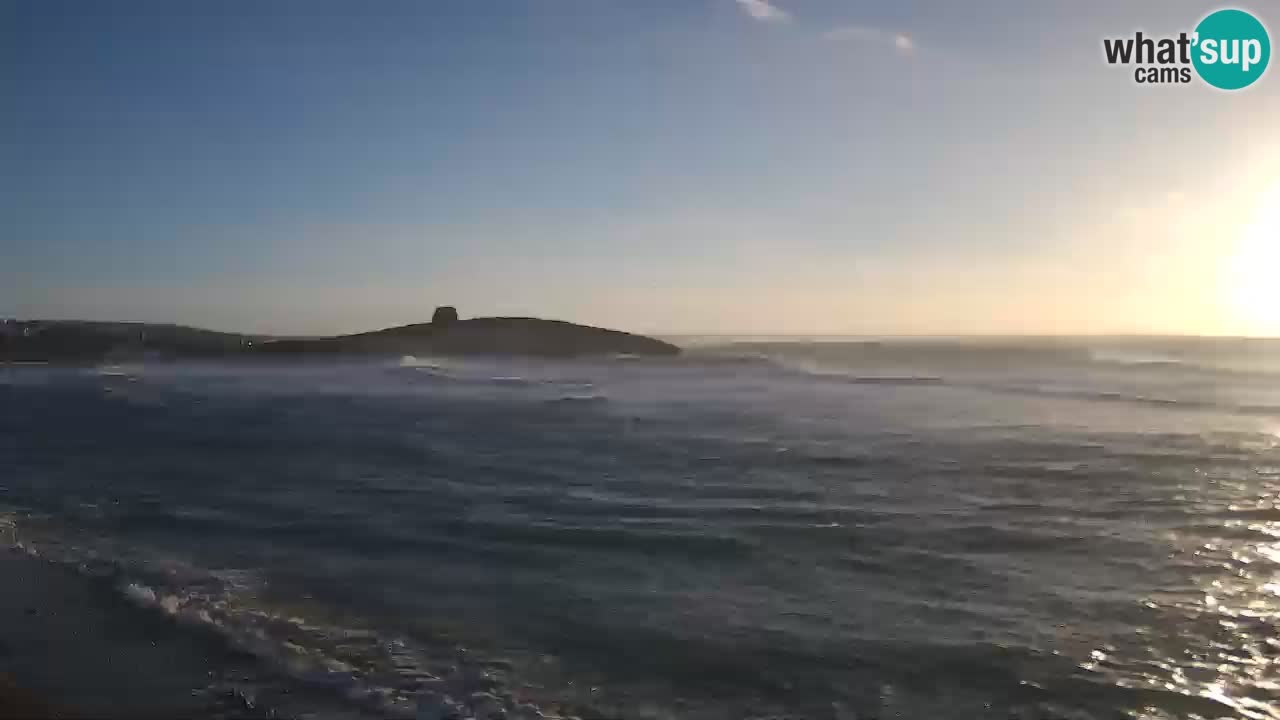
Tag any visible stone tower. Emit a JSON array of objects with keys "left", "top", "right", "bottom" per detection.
[{"left": 431, "top": 306, "right": 459, "bottom": 325}]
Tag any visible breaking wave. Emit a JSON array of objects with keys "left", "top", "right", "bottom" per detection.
[{"left": 0, "top": 510, "right": 569, "bottom": 720}]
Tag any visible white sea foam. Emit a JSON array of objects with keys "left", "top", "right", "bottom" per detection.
[
  {"left": 398, "top": 355, "right": 446, "bottom": 370},
  {"left": 1, "top": 509, "right": 574, "bottom": 720}
]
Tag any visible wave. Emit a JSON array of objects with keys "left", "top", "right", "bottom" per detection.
[
  {"left": 489, "top": 376, "right": 531, "bottom": 385},
  {"left": 1086, "top": 350, "right": 1185, "bottom": 367},
  {"left": 672, "top": 349, "right": 787, "bottom": 367},
  {"left": 786, "top": 371, "right": 947, "bottom": 387},
  {"left": 693, "top": 339, "right": 1280, "bottom": 380},
  {"left": 397, "top": 355, "right": 446, "bottom": 370},
  {"left": 544, "top": 392, "right": 608, "bottom": 404},
  {"left": 0, "top": 509, "right": 565, "bottom": 720},
  {"left": 395, "top": 355, "right": 455, "bottom": 380},
  {"left": 758, "top": 358, "right": 1280, "bottom": 417},
  {"left": 842, "top": 375, "right": 945, "bottom": 386},
  {"left": 983, "top": 383, "right": 1280, "bottom": 416}
]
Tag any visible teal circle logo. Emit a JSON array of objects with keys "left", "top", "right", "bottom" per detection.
[{"left": 1193, "top": 9, "right": 1270, "bottom": 90}]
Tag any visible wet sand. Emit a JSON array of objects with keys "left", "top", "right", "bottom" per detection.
[
  {"left": 0, "top": 548, "right": 240, "bottom": 719},
  {"left": 0, "top": 673, "right": 60, "bottom": 719}
]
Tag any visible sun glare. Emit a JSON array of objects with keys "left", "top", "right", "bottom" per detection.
[{"left": 1226, "top": 182, "right": 1280, "bottom": 336}]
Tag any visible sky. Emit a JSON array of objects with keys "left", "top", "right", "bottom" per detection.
[{"left": 3, "top": 0, "right": 1279, "bottom": 337}]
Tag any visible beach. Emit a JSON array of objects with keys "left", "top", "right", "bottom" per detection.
[{"left": 0, "top": 546, "right": 271, "bottom": 719}]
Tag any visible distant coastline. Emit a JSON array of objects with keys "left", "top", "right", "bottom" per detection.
[{"left": 0, "top": 308, "right": 680, "bottom": 363}]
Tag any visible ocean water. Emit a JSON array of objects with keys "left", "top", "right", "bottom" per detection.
[{"left": 2, "top": 339, "right": 1280, "bottom": 720}]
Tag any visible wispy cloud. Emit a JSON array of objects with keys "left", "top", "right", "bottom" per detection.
[
  {"left": 735, "top": 0, "right": 789, "bottom": 23},
  {"left": 824, "top": 24, "right": 916, "bottom": 55}
]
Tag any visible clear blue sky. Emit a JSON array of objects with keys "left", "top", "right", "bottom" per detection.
[{"left": 4, "top": 1, "right": 1278, "bottom": 335}]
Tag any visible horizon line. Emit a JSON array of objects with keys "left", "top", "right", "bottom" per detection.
[{"left": 6, "top": 317, "right": 1280, "bottom": 343}]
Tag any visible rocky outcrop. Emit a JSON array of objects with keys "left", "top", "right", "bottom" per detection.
[
  {"left": 256, "top": 315, "right": 679, "bottom": 358},
  {"left": 1, "top": 311, "right": 679, "bottom": 362}
]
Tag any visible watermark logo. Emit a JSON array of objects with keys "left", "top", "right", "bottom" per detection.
[
  {"left": 1103, "top": 8, "right": 1270, "bottom": 90},
  {"left": 1194, "top": 9, "right": 1270, "bottom": 89}
]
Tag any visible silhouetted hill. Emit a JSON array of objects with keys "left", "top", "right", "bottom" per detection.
[
  {"left": 0, "top": 321, "right": 254, "bottom": 362},
  {"left": 256, "top": 316, "right": 678, "bottom": 357},
  {"left": 0, "top": 312, "right": 678, "bottom": 362}
]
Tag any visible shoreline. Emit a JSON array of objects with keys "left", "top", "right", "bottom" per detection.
[{"left": 0, "top": 547, "right": 273, "bottom": 720}]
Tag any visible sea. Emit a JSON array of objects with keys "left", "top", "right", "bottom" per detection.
[{"left": 2, "top": 337, "right": 1279, "bottom": 720}]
